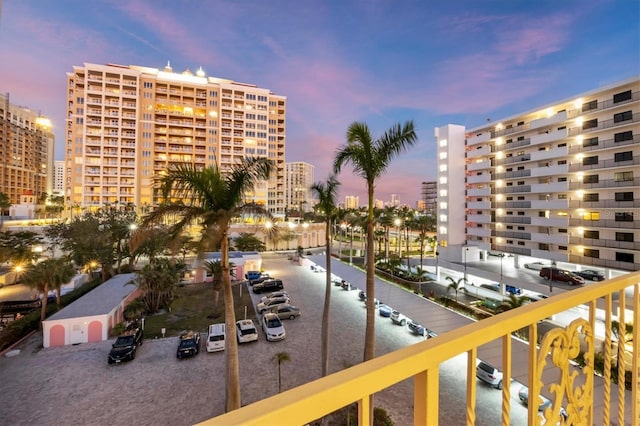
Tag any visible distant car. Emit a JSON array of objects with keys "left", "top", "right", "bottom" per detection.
[
  {"left": 245, "top": 270, "right": 262, "bottom": 280},
  {"left": 261, "top": 312, "right": 286, "bottom": 341},
  {"left": 257, "top": 296, "right": 291, "bottom": 314},
  {"left": 524, "top": 262, "right": 549, "bottom": 271},
  {"left": 205, "top": 323, "right": 225, "bottom": 353},
  {"left": 573, "top": 269, "right": 605, "bottom": 281},
  {"left": 260, "top": 291, "right": 290, "bottom": 303},
  {"left": 480, "top": 283, "right": 500, "bottom": 293},
  {"left": 252, "top": 279, "right": 284, "bottom": 294},
  {"left": 358, "top": 290, "right": 366, "bottom": 300},
  {"left": 235, "top": 319, "right": 258, "bottom": 343},
  {"left": 268, "top": 303, "right": 301, "bottom": 320},
  {"left": 341, "top": 280, "right": 354, "bottom": 291},
  {"left": 525, "top": 293, "right": 549, "bottom": 303},
  {"left": 176, "top": 331, "right": 201, "bottom": 359},
  {"left": 248, "top": 273, "right": 272, "bottom": 286},
  {"left": 539, "top": 267, "right": 585, "bottom": 286},
  {"left": 476, "top": 360, "right": 503, "bottom": 389},
  {"left": 518, "top": 385, "right": 552, "bottom": 411},
  {"left": 408, "top": 320, "right": 437, "bottom": 338},
  {"left": 107, "top": 326, "right": 143, "bottom": 364},
  {"left": 390, "top": 310, "right": 409, "bottom": 326},
  {"left": 378, "top": 304, "right": 392, "bottom": 317},
  {"left": 505, "top": 284, "right": 522, "bottom": 295}
]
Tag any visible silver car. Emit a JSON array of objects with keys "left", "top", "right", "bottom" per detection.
[
  {"left": 261, "top": 312, "right": 286, "bottom": 341},
  {"left": 476, "top": 360, "right": 503, "bottom": 389},
  {"left": 257, "top": 296, "right": 291, "bottom": 314},
  {"left": 268, "top": 304, "right": 301, "bottom": 320}
]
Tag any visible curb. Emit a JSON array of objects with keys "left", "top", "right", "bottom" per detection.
[{"left": 0, "top": 329, "right": 38, "bottom": 357}]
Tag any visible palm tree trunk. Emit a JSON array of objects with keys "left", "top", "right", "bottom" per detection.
[
  {"left": 321, "top": 221, "right": 332, "bottom": 377},
  {"left": 221, "top": 226, "right": 241, "bottom": 412},
  {"left": 40, "top": 284, "right": 49, "bottom": 322},
  {"left": 364, "top": 187, "right": 376, "bottom": 424}
]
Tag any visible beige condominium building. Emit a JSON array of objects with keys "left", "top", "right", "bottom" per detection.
[
  {"left": 0, "top": 93, "right": 54, "bottom": 205},
  {"left": 65, "top": 62, "right": 286, "bottom": 217},
  {"left": 285, "top": 161, "right": 315, "bottom": 215},
  {"left": 437, "top": 76, "right": 639, "bottom": 272}
]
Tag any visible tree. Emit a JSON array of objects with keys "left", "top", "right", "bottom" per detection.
[
  {"left": 272, "top": 351, "right": 290, "bottom": 393},
  {"left": 498, "top": 293, "right": 528, "bottom": 312},
  {"left": 412, "top": 215, "right": 432, "bottom": 271},
  {"left": 334, "top": 120, "right": 417, "bottom": 365},
  {"left": 233, "top": 232, "right": 266, "bottom": 252},
  {"left": 0, "top": 192, "right": 10, "bottom": 224},
  {"left": 131, "top": 257, "right": 182, "bottom": 314},
  {"left": 445, "top": 276, "right": 467, "bottom": 303},
  {"left": 311, "top": 174, "right": 341, "bottom": 378},
  {"left": 205, "top": 259, "right": 236, "bottom": 308},
  {"left": 142, "top": 157, "right": 272, "bottom": 412},
  {"left": 21, "top": 257, "right": 75, "bottom": 321}
]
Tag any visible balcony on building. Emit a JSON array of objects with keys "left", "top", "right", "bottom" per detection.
[{"left": 466, "top": 131, "right": 491, "bottom": 146}]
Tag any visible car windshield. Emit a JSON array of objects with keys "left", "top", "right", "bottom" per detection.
[
  {"left": 209, "top": 335, "right": 224, "bottom": 341},
  {"left": 267, "top": 318, "right": 281, "bottom": 328},
  {"left": 113, "top": 336, "right": 133, "bottom": 347},
  {"left": 179, "top": 339, "right": 196, "bottom": 348},
  {"left": 239, "top": 327, "right": 256, "bottom": 336}
]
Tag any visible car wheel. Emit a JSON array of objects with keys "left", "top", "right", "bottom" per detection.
[
  {"left": 524, "top": 265, "right": 530, "bottom": 269},
  {"left": 400, "top": 319, "right": 406, "bottom": 326},
  {"left": 130, "top": 351, "right": 136, "bottom": 360},
  {"left": 289, "top": 315, "right": 295, "bottom": 320},
  {"left": 496, "top": 380, "right": 503, "bottom": 390},
  {"left": 108, "top": 359, "right": 114, "bottom": 365}
]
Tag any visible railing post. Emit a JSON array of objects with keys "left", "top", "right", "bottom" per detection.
[
  {"left": 414, "top": 368, "right": 439, "bottom": 425},
  {"left": 357, "top": 395, "right": 370, "bottom": 426}
]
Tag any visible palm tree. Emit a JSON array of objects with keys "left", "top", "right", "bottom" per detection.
[
  {"left": 21, "top": 257, "right": 75, "bottom": 321},
  {"left": 142, "top": 157, "right": 272, "bottom": 412},
  {"left": 445, "top": 276, "right": 467, "bottom": 303},
  {"left": 0, "top": 192, "right": 10, "bottom": 225},
  {"left": 205, "top": 259, "right": 236, "bottom": 308},
  {"left": 498, "top": 293, "right": 528, "bottom": 312},
  {"left": 311, "top": 174, "right": 341, "bottom": 378},
  {"left": 273, "top": 351, "right": 291, "bottom": 393},
  {"left": 412, "top": 215, "right": 432, "bottom": 271},
  {"left": 334, "top": 120, "right": 417, "bottom": 364}
]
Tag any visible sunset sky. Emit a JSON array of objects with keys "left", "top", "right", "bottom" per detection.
[{"left": 0, "top": 1, "right": 638, "bottom": 205}]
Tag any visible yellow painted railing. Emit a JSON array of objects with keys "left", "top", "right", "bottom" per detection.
[{"left": 200, "top": 273, "right": 640, "bottom": 425}]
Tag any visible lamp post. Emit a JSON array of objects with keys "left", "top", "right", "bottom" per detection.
[
  {"left": 463, "top": 247, "right": 469, "bottom": 283},
  {"left": 499, "top": 253, "right": 504, "bottom": 294},
  {"left": 394, "top": 218, "right": 401, "bottom": 256},
  {"left": 264, "top": 220, "right": 272, "bottom": 251},
  {"left": 12, "top": 264, "right": 23, "bottom": 286},
  {"left": 435, "top": 250, "right": 439, "bottom": 279}
]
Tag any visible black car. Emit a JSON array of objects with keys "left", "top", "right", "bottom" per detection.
[
  {"left": 573, "top": 269, "right": 605, "bottom": 281},
  {"left": 252, "top": 279, "right": 284, "bottom": 294},
  {"left": 176, "top": 331, "right": 201, "bottom": 359},
  {"left": 108, "top": 326, "right": 143, "bottom": 364},
  {"left": 248, "top": 273, "right": 272, "bottom": 286}
]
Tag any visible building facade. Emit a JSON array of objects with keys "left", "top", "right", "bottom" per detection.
[
  {"left": 344, "top": 195, "right": 359, "bottom": 210},
  {"left": 53, "top": 160, "right": 65, "bottom": 196},
  {"left": 438, "top": 76, "right": 639, "bottom": 271},
  {"left": 285, "top": 161, "right": 314, "bottom": 215},
  {"left": 65, "top": 63, "right": 287, "bottom": 217},
  {"left": 420, "top": 181, "right": 437, "bottom": 215},
  {"left": 0, "top": 93, "right": 54, "bottom": 204}
]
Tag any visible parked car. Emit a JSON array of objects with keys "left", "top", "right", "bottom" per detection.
[
  {"left": 480, "top": 283, "right": 500, "bottom": 293},
  {"left": 518, "top": 385, "right": 552, "bottom": 411},
  {"left": 475, "top": 360, "right": 503, "bottom": 389},
  {"left": 205, "top": 323, "right": 225, "bottom": 353},
  {"left": 268, "top": 303, "right": 301, "bottom": 320},
  {"left": 235, "top": 319, "right": 258, "bottom": 343},
  {"left": 408, "top": 320, "right": 437, "bottom": 338},
  {"left": 539, "top": 267, "right": 585, "bottom": 286},
  {"left": 252, "top": 279, "right": 284, "bottom": 294},
  {"left": 505, "top": 284, "right": 522, "bottom": 295},
  {"left": 245, "top": 270, "right": 262, "bottom": 281},
  {"left": 390, "top": 310, "right": 410, "bottom": 326},
  {"left": 573, "top": 269, "right": 605, "bottom": 281},
  {"left": 176, "top": 331, "right": 201, "bottom": 359},
  {"left": 524, "top": 261, "right": 549, "bottom": 271},
  {"left": 261, "top": 312, "right": 286, "bottom": 341},
  {"left": 341, "top": 280, "right": 354, "bottom": 291},
  {"left": 260, "top": 291, "right": 289, "bottom": 303},
  {"left": 107, "top": 325, "right": 143, "bottom": 364},
  {"left": 378, "top": 304, "right": 392, "bottom": 317},
  {"left": 257, "top": 296, "right": 291, "bottom": 314},
  {"left": 248, "top": 273, "right": 272, "bottom": 286}
]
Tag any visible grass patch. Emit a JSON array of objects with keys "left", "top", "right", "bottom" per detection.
[{"left": 143, "top": 281, "right": 257, "bottom": 339}]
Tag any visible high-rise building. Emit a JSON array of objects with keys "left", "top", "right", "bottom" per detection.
[
  {"left": 53, "top": 160, "right": 65, "bottom": 196},
  {"left": 0, "top": 92, "right": 54, "bottom": 204},
  {"left": 420, "top": 181, "right": 437, "bottom": 215},
  {"left": 345, "top": 195, "right": 359, "bottom": 209},
  {"left": 391, "top": 193, "right": 399, "bottom": 206},
  {"left": 437, "top": 76, "right": 639, "bottom": 271},
  {"left": 285, "top": 161, "right": 314, "bottom": 215},
  {"left": 65, "top": 62, "right": 286, "bottom": 217}
]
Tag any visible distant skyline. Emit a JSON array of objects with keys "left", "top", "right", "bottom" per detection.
[{"left": 0, "top": 1, "right": 638, "bottom": 205}]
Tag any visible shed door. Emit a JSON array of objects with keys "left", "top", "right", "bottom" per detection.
[{"left": 70, "top": 323, "right": 84, "bottom": 344}]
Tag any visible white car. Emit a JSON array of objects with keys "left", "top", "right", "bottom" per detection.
[
  {"left": 261, "top": 312, "right": 286, "bottom": 341},
  {"left": 235, "top": 319, "right": 258, "bottom": 344},
  {"left": 257, "top": 296, "right": 291, "bottom": 314},
  {"left": 390, "top": 310, "right": 410, "bottom": 326},
  {"left": 524, "top": 261, "right": 549, "bottom": 271},
  {"left": 260, "top": 291, "right": 289, "bottom": 303}
]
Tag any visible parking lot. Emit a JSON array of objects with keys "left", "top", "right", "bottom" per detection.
[{"left": 1, "top": 253, "right": 548, "bottom": 426}]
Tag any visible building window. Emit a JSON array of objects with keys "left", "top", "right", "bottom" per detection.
[
  {"left": 614, "top": 171, "right": 633, "bottom": 182},
  {"left": 583, "top": 211, "right": 599, "bottom": 220},
  {"left": 559, "top": 228, "right": 568, "bottom": 233},
  {"left": 583, "top": 249, "right": 599, "bottom": 258},
  {"left": 615, "top": 212, "right": 634, "bottom": 222},
  {"left": 583, "top": 137, "right": 598, "bottom": 147},
  {"left": 615, "top": 192, "right": 634, "bottom": 201},
  {"left": 615, "top": 252, "right": 634, "bottom": 263},
  {"left": 583, "top": 174, "right": 599, "bottom": 183},
  {"left": 558, "top": 177, "right": 567, "bottom": 182},
  {"left": 558, "top": 194, "right": 568, "bottom": 199},
  {"left": 583, "top": 118, "right": 598, "bottom": 130},
  {"left": 616, "top": 232, "right": 634, "bottom": 242},
  {"left": 613, "top": 90, "right": 632, "bottom": 103},
  {"left": 614, "top": 151, "right": 632, "bottom": 162},
  {"left": 558, "top": 160, "right": 567, "bottom": 165},
  {"left": 583, "top": 156, "right": 598, "bottom": 165},
  {"left": 584, "top": 230, "right": 599, "bottom": 239},
  {"left": 582, "top": 99, "right": 597, "bottom": 112},
  {"left": 614, "top": 131, "right": 633, "bottom": 142},
  {"left": 558, "top": 246, "right": 568, "bottom": 251},
  {"left": 613, "top": 111, "right": 632, "bottom": 123},
  {"left": 583, "top": 193, "right": 599, "bottom": 202}
]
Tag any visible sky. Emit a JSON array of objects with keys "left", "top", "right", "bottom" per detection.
[{"left": 0, "top": 0, "right": 638, "bottom": 206}]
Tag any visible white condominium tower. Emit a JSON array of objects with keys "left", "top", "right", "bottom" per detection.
[
  {"left": 65, "top": 62, "right": 286, "bottom": 217},
  {"left": 437, "top": 76, "right": 639, "bottom": 272},
  {"left": 285, "top": 161, "right": 315, "bottom": 214}
]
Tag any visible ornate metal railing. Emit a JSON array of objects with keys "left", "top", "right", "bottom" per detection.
[{"left": 200, "top": 272, "right": 639, "bottom": 425}]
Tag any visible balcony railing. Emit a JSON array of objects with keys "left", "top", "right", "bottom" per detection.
[{"left": 201, "top": 273, "right": 640, "bottom": 426}]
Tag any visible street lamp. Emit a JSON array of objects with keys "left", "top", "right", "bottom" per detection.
[
  {"left": 463, "top": 247, "right": 469, "bottom": 282},
  {"left": 13, "top": 264, "right": 23, "bottom": 286},
  {"left": 499, "top": 253, "right": 504, "bottom": 294},
  {"left": 394, "top": 218, "right": 401, "bottom": 256},
  {"left": 435, "top": 251, "right": 439, "bottom": 279},
  {"left": 264, "top": 221, "right": 272, "bottom": 251}
]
